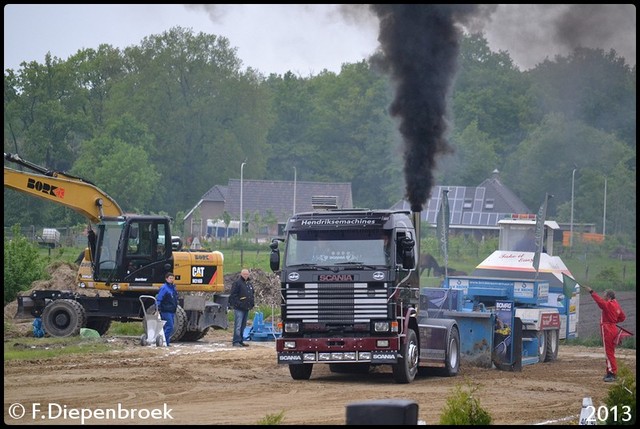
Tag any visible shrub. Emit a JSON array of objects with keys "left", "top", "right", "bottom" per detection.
[
  {"left": 257, "top": 410, "right": 285, "bottom": 425},
  {"left": 603, "top": 364, "right": 635, "bottom": 425},
  {"left": 439, "top": 380, "right": 492, "bottom": 425}
]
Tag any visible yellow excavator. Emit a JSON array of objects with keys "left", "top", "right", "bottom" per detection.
[{"left": 4, "top": 152, "right": 228, "bottom": 341}]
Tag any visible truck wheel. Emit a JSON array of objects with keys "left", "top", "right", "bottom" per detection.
[
  {"left": 85, "top": 317, "right": 112, "bottom": 336},
  {"left": 544, "top": 329, "right": 559, "bottom": 362},
  {"left": 41, "top": 299, "right": 86, "bottom": 337},
  {"left": 440, "top": 326, "right": 460, "bottom": 377},
  {"left": 169, "top": 305, "right": 188, "bottom": 342},
  {"left": 392, "top": 328, "right": 419, "bottom": 384},
  {"left": 289, "top": 363, "right": 313, "bottom": 380},
  {"left": 180, "top": 327, "right": 210, "bottom": 342},
  {"left": 537, "top": 331, "right": 547, "bottom": 362}
]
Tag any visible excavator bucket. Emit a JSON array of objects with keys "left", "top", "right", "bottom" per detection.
[{"left": 15, "top": 295, "right": 36, "bottom": 320}]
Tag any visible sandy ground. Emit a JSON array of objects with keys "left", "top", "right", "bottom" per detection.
[
  {"left": 4, "top": 291, "right": 636, "bottom": 426},
  {"left": 4, "top": 334, "right": 636, "bottom": 424}
]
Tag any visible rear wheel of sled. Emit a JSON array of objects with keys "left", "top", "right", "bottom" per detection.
[
  {"left": 41, "top": 299, "right": 86, "bottom": 337},
  {"left": 392, "top": 328, "right": 419, "bottom": 383},
  {"left": 544, "top": 329, "right": 559, "bottom": 362},
  {"left": 537, "top": 330, "right": 548, "bottom": 362},
  {"left": 155, "top": 335, "right": 164, "bottom": 347},
  {"left": 289, "top": 363, "right": 313, "bottom": 380}
]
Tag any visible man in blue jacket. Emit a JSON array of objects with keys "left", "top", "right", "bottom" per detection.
[{"left": 156, "top": 272, "right": 179, "bottom": 346}]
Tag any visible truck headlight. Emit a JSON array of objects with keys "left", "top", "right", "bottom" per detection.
[
  {"left": 284, "top": 322, "right": 300, "bottom": 333},
  {"left": 374, "top": 321, "right": 389, "bottom": 332}
]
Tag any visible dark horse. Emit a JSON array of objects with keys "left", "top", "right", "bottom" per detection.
[
  {"left": 419, "top": 254, "right": 441, "bottom": 277},
  {"left": 419, "top": 253, "right": 467, "bottom": 277}
]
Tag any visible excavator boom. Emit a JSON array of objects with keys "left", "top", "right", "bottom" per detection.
[{"left": 4, "top": 152, "right": 122, "bottom": 223}]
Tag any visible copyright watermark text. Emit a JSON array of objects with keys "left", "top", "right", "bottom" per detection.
[{"left": 8, "top": 402, "right": 173, "bottom": 424}]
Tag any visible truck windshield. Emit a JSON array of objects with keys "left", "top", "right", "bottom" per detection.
[{"left": 284, "top": 230, "right": 390, "bottom": 267}]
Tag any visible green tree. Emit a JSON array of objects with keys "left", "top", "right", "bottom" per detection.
[
  {"left": 453, "top": 33, "right": 536, "bottom": 158},
  {"left": 503, "top": 113, "right": 634, "bottom": 226},
  {"left": 438, "top": 120, "right": 500, "bottom": 186},
  {"left": 72, "top": 136, "right": 160, "bottom": 213},
  {"left": 109, "top": 26, "right": 274, "bottom": 217},
  {"left": 528, "top": 47, "right": 636, "bottom": 147}
]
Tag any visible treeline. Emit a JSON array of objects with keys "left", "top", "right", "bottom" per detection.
[{"left": 3, "top": 27, "right": 636, "bottom": 240}]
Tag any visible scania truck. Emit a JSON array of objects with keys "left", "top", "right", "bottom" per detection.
[{"left": 269, "top": 198, "right": 460, "bottom": 383}]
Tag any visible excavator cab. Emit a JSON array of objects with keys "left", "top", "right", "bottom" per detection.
[{"left": 93, "top": 215, "right": 173, "bottom": 285}]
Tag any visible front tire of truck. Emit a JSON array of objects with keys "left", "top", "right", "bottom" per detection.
[
  {"left": 544, "top": 329, "right": 559, "bottom": 362},
  {"left": 41, "top": 299, "right": 86, "bottom": 337},
  {"left": 289, "top": 363, "right": 313, "bottom": 380},
  {"left": 392, "top": 328, "right": 419, "bottom": 384}
]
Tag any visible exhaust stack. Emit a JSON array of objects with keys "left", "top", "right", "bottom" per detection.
[{"left": 412, "top": 211, "right": 421, "bottom": 274}]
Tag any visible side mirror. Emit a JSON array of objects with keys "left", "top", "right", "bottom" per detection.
[
  {"left": 171, "top": 236, "right": 183, "bottom": 251},
  {"left": 400, "top": 237, "right": 416, "bottom": 270},
  {"left": 269, "top": 239, "right": 281, "bottom": 272}
]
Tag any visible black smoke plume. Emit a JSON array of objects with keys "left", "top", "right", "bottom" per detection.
[{"left": 369, "top": 5, "right": 483, "bottom": 212}]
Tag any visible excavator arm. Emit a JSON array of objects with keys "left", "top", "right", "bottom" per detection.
[{"left": 4, "top": 152, "right": 123, "bottom": 223}]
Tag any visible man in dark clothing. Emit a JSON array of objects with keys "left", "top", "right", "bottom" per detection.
[
  {"left": 229, "top": 268, "right": 255, "bottom": 347},
  {"left": 583, "top": 285, "right": 626, "bottom": 382},
  {"left": 156, "top": 272, "right": 179, "bottom": 346}
]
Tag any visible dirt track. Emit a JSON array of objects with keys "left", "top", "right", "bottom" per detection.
[
  {"left": 4, "top": 290, "right": 636, "bottom": 425},
  {"left": 4, "top": 329, "right": 636, "bottom": 425}
]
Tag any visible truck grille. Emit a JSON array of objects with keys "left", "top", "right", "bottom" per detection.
[{"left": 283, "top": 282, "right": 388, "bottom": 323}]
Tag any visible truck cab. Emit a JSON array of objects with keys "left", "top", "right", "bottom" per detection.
[{"left": 270, "top": 203, "right": 460, "bottom": 384}]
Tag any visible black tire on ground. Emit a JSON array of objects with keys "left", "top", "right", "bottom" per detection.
[
  {"left": 85, "top": 317, "right": 112, "bottom": 336},
  {"left": 169, "top": 306, "right": 188, "bottom": 342},
  {"left": 41, "top": 299, "right": 86, "bottom": 337},
  {"left": 180, "top": 327, "right": 210, "bottom": 342},
  {"left": 289, "top": 363, "right": 313, "bottom": 380},
  {"left": 438, "top": 326, "right": 460, "bottom": 377},
  {"left": 392, "top": 328, "right": 419, "bottom": 384},
  {"left": 544, "top": 329, "right": 559, "bottom": 362},
  {"left": 140, "top": 334, "right": 148, "bottom": 346},
  {"left": 537, "top": 330, "right": 547, "bottom": 362},
  {"left": 329, "top": 363, "right": 371, "bottom": 374}
]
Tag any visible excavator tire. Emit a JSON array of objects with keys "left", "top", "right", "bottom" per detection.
[
  {"left": 180, "top": 327, "right": 210, "bottom": 342},
  {"left": 41, "top": 299, "right": 86, "bottom": 337},
  {"left": 169, "top": 306, "right": 188, "bottom": 342},
  {"left": 85, "top": 317, "right": 112, "bottom": 336}
]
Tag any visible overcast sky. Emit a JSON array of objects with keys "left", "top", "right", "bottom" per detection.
[{"left": 4, "top": 4, "right": 636, "bottom": 75}]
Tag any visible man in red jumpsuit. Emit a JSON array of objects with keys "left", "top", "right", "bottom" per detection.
[{"left": 584, "top": 286, "right": 626, "bottom": 382}]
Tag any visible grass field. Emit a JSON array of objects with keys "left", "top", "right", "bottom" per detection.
[{"left": 40, "top": 239, "right": 635, "bottom": 292}]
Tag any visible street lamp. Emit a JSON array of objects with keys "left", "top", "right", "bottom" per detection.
[
  {"left": 240, "top": 161, "right": 246, "bottom": 236},
  {"left": 603, "top": 177, "right": 607, "bottom": 237},
  {"left": 570, "top": 168, "right": 576, "bottom": 247},
  {"left": 293, "top": 166, "right": 297, "bottom": 216}
]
